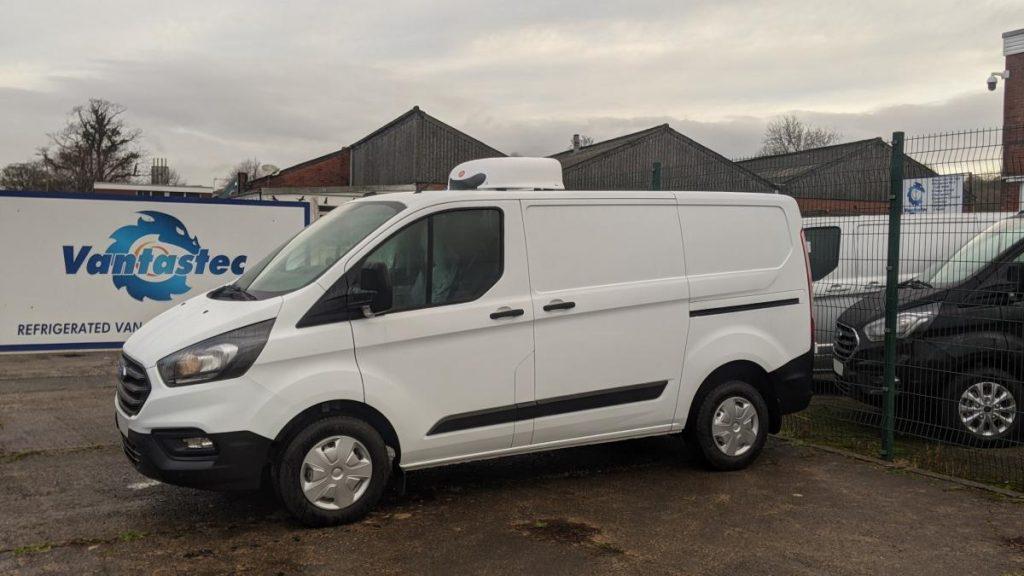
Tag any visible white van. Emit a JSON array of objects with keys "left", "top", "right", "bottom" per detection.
[
  {"left": 804, "top": 212, "right": 1011, "bottom": 372},
  {"left": 116, "top": 158, "right": 814, "bottom": 526}
]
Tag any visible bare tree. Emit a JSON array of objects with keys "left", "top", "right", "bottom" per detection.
[
  {"left": 0, "top": 160, "right": 69, "bottom": 191},
  {"left": 758, "top": 115, "right": 841, "bottom": 156},
  {"left": 226, "top": 158, "right": 262, "bottom": 183},
  {"left": 39, "top": 99, "right": 144, "bottom": 192},
  {"left": 165, "top": 167, "right": 186, "bottom": 186},
  {"left": 573, "top": 135, "right": 595, "bottom": 148}
]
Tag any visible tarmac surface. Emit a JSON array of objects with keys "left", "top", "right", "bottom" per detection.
[{"left": 1, "top": 352, "right": 1023, "bottom": 575}]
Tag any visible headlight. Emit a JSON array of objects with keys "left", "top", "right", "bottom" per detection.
[
  {"left": 862, "top": 303, "right": 940, "bottom": 342},
  {"left": 157, "top": 320, "right": 274, "bottom": 386}
]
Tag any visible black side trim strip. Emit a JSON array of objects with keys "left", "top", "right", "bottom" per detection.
[
  {"left": 690, "top": 298, "right": 800, "bottom": 318},
  {"left": 427, "top": 380, "right": 668, "bottom": 436}
]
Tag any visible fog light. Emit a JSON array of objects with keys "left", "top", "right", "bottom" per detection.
[{"left": 181, "top": 437, "right": 214, "bottom": 451}]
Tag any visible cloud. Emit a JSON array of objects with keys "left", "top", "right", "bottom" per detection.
[{"left": 0, "top": 0, "right": 1014, "bottom": 185}]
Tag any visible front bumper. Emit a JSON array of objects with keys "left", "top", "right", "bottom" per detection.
[
  {"left": 119, "top": 425, "right": 271, "bottom": 491},
  {"left": 832, "top": 336, "right": 955, "bottom": 403}
]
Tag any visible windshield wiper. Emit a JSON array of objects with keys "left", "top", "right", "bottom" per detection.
[
  {"left": 899, "top": 278, "right": 933, "bottom": 289},
  {"left": 209, "top": 284, "right": 257, "bottom": 301}
]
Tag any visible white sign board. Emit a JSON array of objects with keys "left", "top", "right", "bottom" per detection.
[
  {"left": 903, "top": 174, "right": 966, "bottom": 214},
  {"left": 0, "top": 193, "right": 308, "bottom": 352}
]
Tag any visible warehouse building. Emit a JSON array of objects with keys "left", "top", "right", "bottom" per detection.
[
  {"left": 349, "top": 106, "right": 504, "bottom": 190},
  {"left": 550, "top": 124, "right": 775, "bottom": 193},
  {"left": 239, "top": 107, "right": 503, "bottom": 213},
  {"left": 737, "top": 138, "right": 936, "bottom": 215},
  {"left": 246, "top": 148, "right": 350, "bottom": 193}
]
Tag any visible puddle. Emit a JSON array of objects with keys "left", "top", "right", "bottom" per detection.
[{"left": 513, "top": 518, "right": 624, "bottom": 555}]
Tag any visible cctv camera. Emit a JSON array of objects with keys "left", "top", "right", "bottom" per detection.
[{"left": 988, "top": 74, "right": 998, "bottom": 91}]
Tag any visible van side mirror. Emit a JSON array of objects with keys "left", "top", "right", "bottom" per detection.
[{"left": 351, "top": 262, "right": 393, "bottom": 315}]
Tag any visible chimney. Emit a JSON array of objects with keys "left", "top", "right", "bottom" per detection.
[
  {"left": 150, "top": 158, "right": 170, "bottom": 186},
  {"left": 572, "top": 134, "right": 581, "bottom": 153},
  {"left": 1002, "top": 28, "right": 1024, "bottom": 211}
]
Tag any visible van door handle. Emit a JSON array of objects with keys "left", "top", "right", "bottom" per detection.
[
  {"left": 543, "top": 300, "right": 576, "bottom": 312},
  {"left": 490, "top": 307, "right": 525, "bottom": 320}
]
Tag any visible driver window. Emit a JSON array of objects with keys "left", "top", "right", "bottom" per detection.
[
  {"left": 358, "top": 208, "right": 503, "bottom": 313},
  {"left": 431, "top": 210, "right": 503, "bottom": 305},
  {"left": 361, "top": 219, "right": 428, "bottom": 312}
]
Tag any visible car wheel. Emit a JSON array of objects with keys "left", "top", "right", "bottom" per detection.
[
  {"left": 276, "top": 416, "right": 391, "bottom": 527},
  {"left": 687, "top": 380, "right": 770, "bottom": 471},
  {"left": 944, "top": 370, "right": 1021, "bottom": 446}
]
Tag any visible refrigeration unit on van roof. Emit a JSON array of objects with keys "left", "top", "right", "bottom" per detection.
[{"left": 447, "top": 158, "right": 565, "bottom": 191}]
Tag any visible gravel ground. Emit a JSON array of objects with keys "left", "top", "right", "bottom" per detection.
[{"left": 1, "top": 353, "right": 1023, "bottom": 575}]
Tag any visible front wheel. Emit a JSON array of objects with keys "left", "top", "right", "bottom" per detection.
[
  {"left": 943, "top": 370, "right": 1020, "bottom": 446},
  {"left": 687, "top": 380, "right": 770, "bottom": 471},
  {"left": 276, "top": 416, "right": 391, "bottom": 527}
]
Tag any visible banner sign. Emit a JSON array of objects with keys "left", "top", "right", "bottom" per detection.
[
  {"left": 903, "top": 174, "right": 966, "bottom": 214},
  {"left": 0, "top": 192, "right": 308, "bottom": 352}
]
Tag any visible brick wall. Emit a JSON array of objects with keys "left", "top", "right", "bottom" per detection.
[
  {"left": 250, "top": 149, "right": 350, "bottom": 190},
  {"left": 1003, "top": 33, "right": 1024, "bottom": 211},
  {"left": 795, "top": 197, "right": 888, "bottom": 217}
]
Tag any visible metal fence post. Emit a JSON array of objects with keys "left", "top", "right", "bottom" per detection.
[
  {"left": 651, "top": 162, "right": 662, "bottom": 191},
  {"left": 881, "top": 131, "right": 905, "bottom": 460}
]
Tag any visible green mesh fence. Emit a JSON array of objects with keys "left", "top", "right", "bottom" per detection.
[{"left": 594, "top": 128, "right": 1023, "bottom": 491}]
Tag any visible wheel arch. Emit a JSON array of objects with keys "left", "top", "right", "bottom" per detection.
[
  {"left": 684, "top": 360, "right": 781, "bottom": 434},
  {"left": 271, "top": 400, "right": 403, "bottom": 464},
  {"left": 948, "top": 344, "right": 1024, "bottom": 385}
]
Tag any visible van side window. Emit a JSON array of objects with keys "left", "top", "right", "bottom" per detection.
[
  {"left": 804, "top": 226, "right": 841, "bottom": 281},
  {"left": 362, "top": 208, "right": 503, "bottom": 312},
  {"left": 362, "top": 219, "right": 429, "bottom": 311},
  {"left": 430, "top": 209, "right": 503, "bottom": 305}
]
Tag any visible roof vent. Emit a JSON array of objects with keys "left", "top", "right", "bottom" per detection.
[{"left": 448, "top": 157, "right": 564, "bottom": 191}]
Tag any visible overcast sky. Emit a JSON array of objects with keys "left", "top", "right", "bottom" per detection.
[{"left": 0, "top": 1, "right": 1018, "bottom": 187}]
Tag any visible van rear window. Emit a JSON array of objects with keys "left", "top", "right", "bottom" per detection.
[{"left": 804, "top": 226, "right": 841, "bottom": 281}]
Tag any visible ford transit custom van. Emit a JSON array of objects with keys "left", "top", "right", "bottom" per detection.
[
  {"left": 116, "top": 157, "right": 814, "bottom": 526},
  {"left": 834, "top": 213, "right": 1024, "bottom": 443},
  {"left": 804, "top": 212, "right": 1011, "bottom": 374}
]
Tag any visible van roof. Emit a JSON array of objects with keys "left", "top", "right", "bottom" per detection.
[{"left": 352, "top": 189, "right": 796, "bottom": 211}]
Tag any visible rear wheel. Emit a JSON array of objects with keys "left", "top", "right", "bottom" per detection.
[
  {"left": 687, "top": 380, "right": 770, "bottom": 470},
  {"left": 276, "top": 416, "right": 391, "bottom": 527}
]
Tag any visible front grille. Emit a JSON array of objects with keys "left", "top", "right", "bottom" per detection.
[
  {"left": 833, "top": 322, "right": 859, "bottom": 361},
  {"left": 116, "top": 354, "right": 151, "bottom": 416},
  {"left": 120, "top": 433, "right": 141, "bottom": 464}
]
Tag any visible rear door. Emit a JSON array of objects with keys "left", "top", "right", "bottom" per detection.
[
  {"left": 521, "top": 198, "right": 689, "bottom": 444},
  {"left": 804, "top": 224, "right": 844, "bottom": 359}
]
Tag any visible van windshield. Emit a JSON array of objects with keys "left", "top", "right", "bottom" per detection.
[
  {"left": 918, "top": 217, "right": 1024, "bottom": 288},
  {"left": 234, "top": 201, "right": 405, "bottom": 297}
]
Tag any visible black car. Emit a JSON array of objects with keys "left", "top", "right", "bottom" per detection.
[{"left": 833, "top": 213, "right": 1024, "bottom": 444}]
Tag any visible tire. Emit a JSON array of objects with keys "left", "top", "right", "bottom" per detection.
[
  {"left": 687, "top": 380, "right": 770, "bottom": 471},
  {"left": 942, "top": 369, "right": 1021, "bottom": 447},
  {"left": 276, "top": 415, "right": 391, "bottom": 527}
]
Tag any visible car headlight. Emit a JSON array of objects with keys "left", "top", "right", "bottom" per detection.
[
  {"left": 157, "top": 319, "right": 274, "bottom": 386},
  {"left": 862, "top": 303, "right": 940, "bottom": 342}
]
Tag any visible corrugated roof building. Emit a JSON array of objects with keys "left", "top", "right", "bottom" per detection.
[
  {"left": 349, "top": 106, "right": 504, "bottom": 190},
  {"left": 737, "top": 138, "right": 937, "bottom": 215},
  {"left": 550, "top": 124, "right": 776, "bottom": 193}
]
